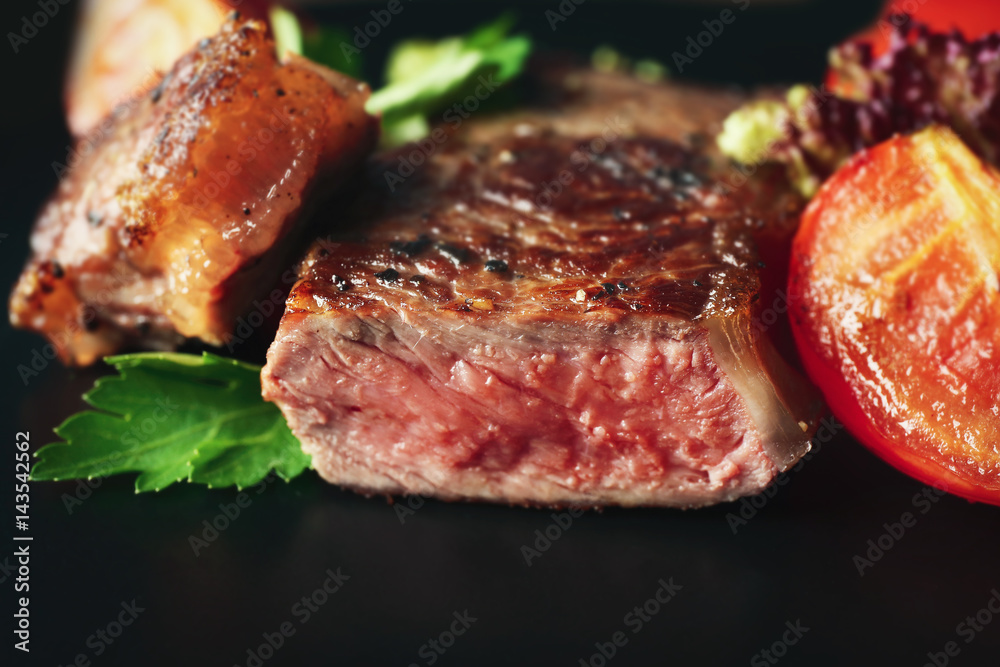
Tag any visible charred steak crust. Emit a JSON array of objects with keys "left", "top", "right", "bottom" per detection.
[
  {"left": 9, "top": 18, "right": 377, "bottom": 365},
  {"left": 263, "top": 72, "right": 822, "bottom": 508}
]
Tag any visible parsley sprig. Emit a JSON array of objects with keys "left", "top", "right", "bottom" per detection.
[{"left": 31, "top": 353, "right": 310, "bottom": 492}]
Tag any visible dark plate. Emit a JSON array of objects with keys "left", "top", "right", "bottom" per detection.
[{"left": 3, "top": 1, "right": 1000, "bottom": 666}]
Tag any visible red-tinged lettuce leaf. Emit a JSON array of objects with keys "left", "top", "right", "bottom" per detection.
[{"left": 719, "top": 15, "right": 1000, "bottom": 196}]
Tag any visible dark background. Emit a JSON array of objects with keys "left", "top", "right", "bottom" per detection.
[{"left": 3, "top": 1, "right": 1000, "bottom": 666}]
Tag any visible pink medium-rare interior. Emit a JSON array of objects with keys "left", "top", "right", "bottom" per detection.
[{"left": 262, "top": 307, "right": 780, "bottom": 507}]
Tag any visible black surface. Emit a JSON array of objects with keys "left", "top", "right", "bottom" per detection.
[{"left": 3, "top": 1, "right": 1000, "bottom": 666}]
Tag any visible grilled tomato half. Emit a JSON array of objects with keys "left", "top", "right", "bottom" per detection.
[{"left": 789, "top": 125, "right": 1000, "bottom": 505}]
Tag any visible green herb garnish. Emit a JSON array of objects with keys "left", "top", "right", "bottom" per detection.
[
  {"left": 31, "top": 353, "right": 310, "bottom": 492},
  {"left": 367, "top": 14, "right": 531, "bottom": 144},
  {"left": 273, "top": 11, "right": 531, "bottom": 146},
  {"left": 270, "top": 6, "right": 363, "bottom": 79}
]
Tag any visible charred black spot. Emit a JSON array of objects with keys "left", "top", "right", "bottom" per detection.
[
  {"left": 484, "top": 259, "right": 508, "bottom": 273},
  {"left": 612, "top": 207, "right": 625, "bottom": 221},
  {"left": 436, "top": 242, "right": 469, "bottom": 264},
  {"left": 617, "top": 280, "right": 629, "bottom": 290},
  {"left": 390, "top": 235, "right": 431, "bottom": 257},
  {"left": 374, "top": 268, "right": 400, "bottom": 283},
  {"left": 243, "top": 207, "right": 251, "bottom": 216},
  {"left": 51, "top": 262, "right": 64, "bottom": 279},
  {"left": 601, "top": 282, "right": 617, "bottom": 295},
  {"left": 409, "top": 274, "right": 426, "bottom": 285},
  {"left": 276, "top": 88, "right": 286, "bottom": 97},
  {"left": 332, "top": 275, "right": 351, "bottom": 291}
]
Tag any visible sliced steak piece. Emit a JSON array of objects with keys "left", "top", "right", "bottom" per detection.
[
  {"left": 9, "top": 18, "right": 378, "bottom": 366},
  {"left": 262, "top": 68, "right": 822, "bottom": 508}
]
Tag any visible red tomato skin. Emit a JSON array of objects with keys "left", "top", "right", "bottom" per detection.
[{"left": 788, "top": 127, "right": 1000, "bottom": 507}]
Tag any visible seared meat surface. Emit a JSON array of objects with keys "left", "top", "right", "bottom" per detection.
[
  {"left": 262, "top": 67, "right": 822, "bottom": 507},
  {"left": 10, "top": 18, "right": 377, "bottom": 365}
]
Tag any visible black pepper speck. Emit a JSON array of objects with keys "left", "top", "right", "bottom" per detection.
[{"left": 484, "top": 259, "right": 508, "bottom": 273}]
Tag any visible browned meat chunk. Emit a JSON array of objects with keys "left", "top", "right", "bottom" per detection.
[
  {"left": 9, "top": 18, "right": 378, "bottom": 365},
  {"left": 261, "top": 67, "right": 822, "bottom": 508}
]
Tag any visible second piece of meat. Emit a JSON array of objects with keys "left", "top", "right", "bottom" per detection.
[{"left": 10, "top": 17, "right": 378, "bottom": 365}]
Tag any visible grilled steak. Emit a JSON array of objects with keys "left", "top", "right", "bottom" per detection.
[
  {"left": 262, "top": 66, "right": 823, "bottom": 507},
  {"left": 9, "top": 18, "right": 377, "bottom": 365}
]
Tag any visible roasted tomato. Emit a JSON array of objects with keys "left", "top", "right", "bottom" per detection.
[{"left": 789, "top": 125, "right": 1000, "bottom": 505}]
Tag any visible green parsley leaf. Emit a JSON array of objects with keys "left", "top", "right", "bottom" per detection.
[
  {"left": 267, "top": 11, "right": 530, "bottom": 146},
  {"left": 367, "top": 14, "right": 531, "bottom": 145},
  {"left": 31, "top": 352, "right": 310, "bottom": 492}
]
